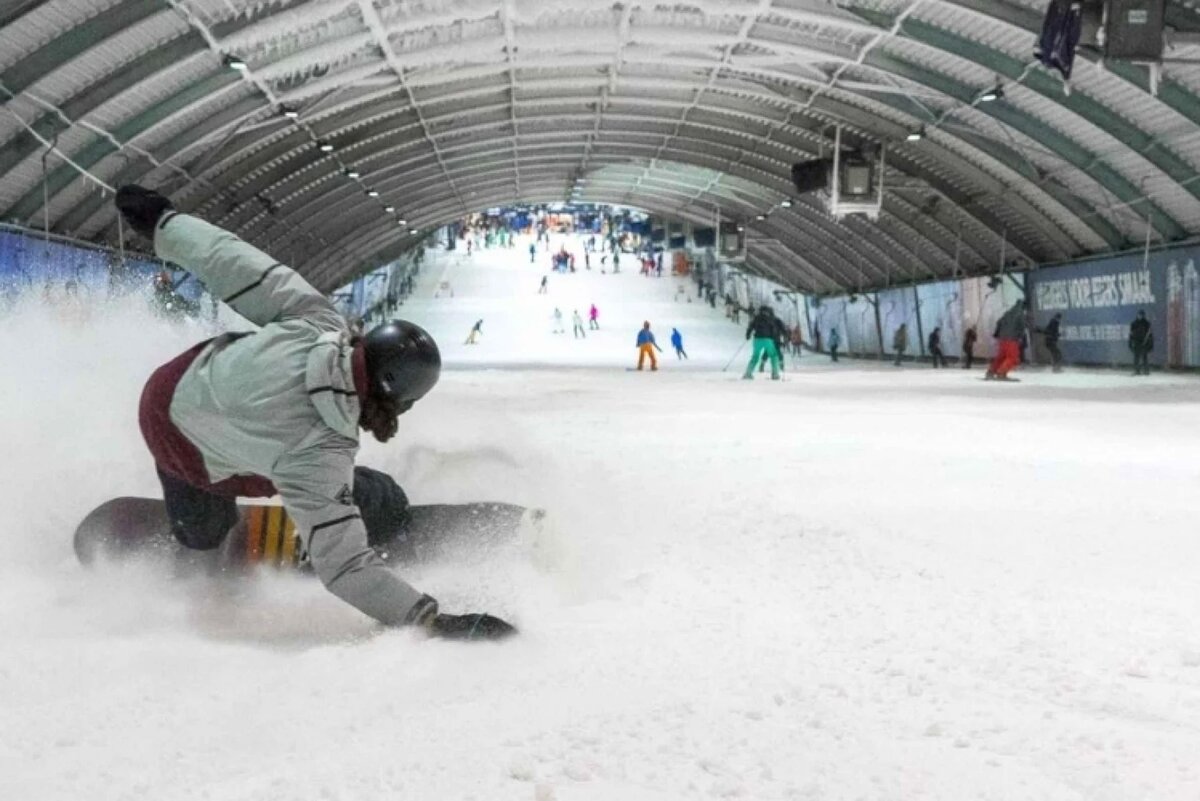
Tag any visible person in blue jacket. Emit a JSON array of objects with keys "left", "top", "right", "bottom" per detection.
[
  {"left": 636, "top": 321, "right": 663, "bottom": 370},
  {"left": 670, "top": 327, "right": 687, "bottom": 359}
]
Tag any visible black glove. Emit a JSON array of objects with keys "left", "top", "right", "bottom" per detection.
[
  {"left": 115, "top": 185, "right": 173, "bottom": 237},
  {"left": 428, "top": 612, "right": 518, "bottom": 641}
]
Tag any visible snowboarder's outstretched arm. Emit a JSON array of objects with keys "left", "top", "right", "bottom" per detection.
[
  {"left": 273, "top": 445, "right": 515, "bottom": 638},
  {"left": 273, "top": 444, "right": 433, "bottom": 627},
  {"left": 155, "top": 213, "right": 342, "bottom": 330},
  {"left": 116, "top": 185, "right": 341, "bottom": 331}
]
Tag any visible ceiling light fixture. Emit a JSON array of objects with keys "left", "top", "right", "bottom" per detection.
[
  {"left": 906, "top": 128, "right": 924, "bottom": 142},
  {"left": 384, "top": 205, "right": 395, "bottom": 213},
  {"left": 979, "top": 85, "right": 1003, "bottom": 103},
  {"left": 345, "top": 169, "right": 360, "bottom": 179},
  {"left": 280, "top": 107, "right": 299, "bottom": 119},
  {"left": 755, "top": 213, "right": 767, "bottom": 221},
  {"left": 397, "top": 219, "right": 407, "bottom": 226},
  {"left": 366, "top": 189, "right": 379, "bottom": 197},
  {"left": 780, "top": 198, "right": 793, "bottom": 208},
  {"left": 224, "top": 55, "right": 248, "bottom": 72},
  {"left": 318, "top": 142, "right": 334, "bottom": 153}
]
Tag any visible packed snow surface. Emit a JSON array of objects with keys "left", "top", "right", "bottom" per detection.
[{"left": 3, "top": 234, "right": 1200, "bottom": 801}]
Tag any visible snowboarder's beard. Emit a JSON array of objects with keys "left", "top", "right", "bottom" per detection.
[{"left": 360, "top": 394, "right": 410, "bottom": 443}]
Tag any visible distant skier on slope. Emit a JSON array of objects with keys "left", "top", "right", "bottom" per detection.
[
  {"left": 589, "top": 303, "right": 600, "bottom": 330},
  {"left": 572, "top": 310, "right": 586, "bottom": 339},
  {"left": 670, "top": 327, "right": 687, "bottom": 359},
  {"left": 464, "top": 319, "right": 483, "bottom": 345},
  {"left": 928, "top": 327, "right": 946, "bottom": 367},
  {"left": 961, "top": 326, "right": 978, "bottom": 369},
  {"left": 113, "top": 185, "right": 514, "bottom": 640},
  {"left": 636, "top": 321, "right": 663, "bottom": 371}
]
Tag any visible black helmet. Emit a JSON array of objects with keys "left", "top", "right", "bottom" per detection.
[{"left": 362, "top": 320, "right": 441, "bottom": 403}]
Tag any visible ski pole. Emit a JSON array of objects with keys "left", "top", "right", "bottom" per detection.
[{"left": 722, "top": 340, "right": 747, "bottom": 372}]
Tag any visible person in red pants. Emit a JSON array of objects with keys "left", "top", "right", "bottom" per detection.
[{"left": 986, "top": 300, "right": 1027, "bottom": 381}]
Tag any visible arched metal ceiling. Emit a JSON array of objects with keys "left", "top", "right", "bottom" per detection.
[{"left": 4, "top": 0, "right": 1200, "bottom": 293}]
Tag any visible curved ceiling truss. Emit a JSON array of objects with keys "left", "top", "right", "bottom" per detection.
[{"left": 4, "top": 0, "right": 1200, "bottom": 293}]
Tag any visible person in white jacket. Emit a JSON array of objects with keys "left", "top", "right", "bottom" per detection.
[{"left": 116, "top": 186, "right": 514, "bottom": 640}]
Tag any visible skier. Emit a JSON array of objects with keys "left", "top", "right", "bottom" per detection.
[
  {"left": 759, "top": 310, "right": 788, "bottom": 373},
  {"left": 986, "top": 300, "right": 1027, "bottom": 381},
  {"left": 1129, "top": 310, "right": 1153, "bottom": 376},
  {"left": 114, "top": 185, "right": 513, "bottom": 640},
  {"left": 670, "top": 328, "right": 687, "bottom": 359},
  {"left": 464, "top": 318, "right": 483, "bottom": 345},
  {"left": 538, "top": 275, "right": 548, "bottom": 294},
  {"left": 928, "top": 326, "right": 946, "bottom": 367},
  {"left": 828, "top": 327, "right": 840, "bottom": 362},
  {"left": 572, "top": 310, "right": 586, "bottom": 339},
  {"left": 552, "top": 307, "right": 565, "bottom": 334},
  {"left": 529, "top": 242, "right": 536, "bottom": 263},
  {"left": 1037, "top": 313, "right": 1063, "bottom": 372},
  {"left": 744, "top": 306, "right": 781, "bottom": 380},
  {"left": 588, "top": 303, "right": 599, "bottom": 330},
  {"left": 961, "top": 326, "right": 978, "bottom": 369},
  {"left": 893, "top": 323, "right": 908, "bottom": 366},
  {"left": 789, "top": 325, "right": 803, "bottom": 358},
  {"left": 635, "top": 321, "right": 662, "bottom": 371}
]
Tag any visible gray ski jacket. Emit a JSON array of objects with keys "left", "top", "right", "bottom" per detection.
[{"left": 154, "top": 213, "right": 429, "bottom": 626}]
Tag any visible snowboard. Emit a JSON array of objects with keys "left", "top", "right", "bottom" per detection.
[{"left": 75, "top": 496, "right": 542, "bottom": 574}]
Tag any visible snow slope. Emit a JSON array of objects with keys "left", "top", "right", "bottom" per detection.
[{"left": 2, "top": 234, "right": 1200, "bottom": 801}]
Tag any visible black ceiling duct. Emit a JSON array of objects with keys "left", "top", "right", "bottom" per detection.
[{"left": 790, "top": 158, "right": 832, "bottom": 194}]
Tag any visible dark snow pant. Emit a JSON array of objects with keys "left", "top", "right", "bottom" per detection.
[
  {"left": 1132, "top": 347, "right": 1151, "bottom": 375},
  {"left": 675, "top": 346, "right": 688, "bottom": 359},
  {"left": 930, "top": 346, "right": 945, "bottom": 367},
  {"left": 1047, "top": 342, "right": 1062, "bottom": 371},
  {"left": 962, "top": 349, "right": 974, "bottom": 369},
  {"left": 830, "top": 346, "right": 839, "bottom": 362},
  {"left": 158, "top": 466, "right": 409, "bottom": 550}
]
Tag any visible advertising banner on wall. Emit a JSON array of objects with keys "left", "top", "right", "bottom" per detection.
[
  {"left": 877, "top": 286, "right": 921, "bottom": 356},
  {"left": 1025, "top": 248, "right": 1188, "bottom": 366},
  {"left": 958, "top": 275, "right": 1026, "bottom": 359},
  {"left": 810, "top": 294, "right": 878, "bottom": 356}
]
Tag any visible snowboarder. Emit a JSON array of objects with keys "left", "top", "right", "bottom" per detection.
[
  {"left": 670, "top": 328, "right": 687, "bottom": 359},
  {"left": 744, "top": 306, "right": 781, "bottom": 380},
  {"left": 893, "top": 323, "right": 908, "bottom": 366},
  {"left": 114, "top": 185, "right": 513, "bottom": 640},
  {"left": 1129, "top": 310, "right": 1153, "bottom": 376},
  {"left": 828, "top": 327, "right": 840, "bottom": 362},
  {"left": 572, "top": 310, "right": 586, "bottom": 339},
  {"left": 636, "top": 321, "right": 662, "bottom": 371},
  {"left": 538, "top": 275, "right": 548, "bottom": 294},
  {"left": 962, "top": 326, "right": 978, "bottom": 369},
  {"left": 588, "top": 304, "right": 599, "bottom": 330},
  {"left": 986, "top": 300, "right": 1027, "bottom": 381},
  {"left": 552, "top": 307, "right": 565, "bottom": 334},
  {"left": 464, "top": 319, "right": 483, "bottom": 345},
  {"left": 928, "top": 326, "right": 946, "bottom": 368},
  {"left": 1037, "top": 313, "right": 1063, "bottom": 372}
]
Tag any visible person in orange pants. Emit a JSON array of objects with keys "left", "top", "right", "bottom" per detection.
[
  {"left": 635, "top": 321, "right": 663, "bottom": 371},
  {"left": 986, "top": 300, "right": 1027, "bottom": 381}
]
